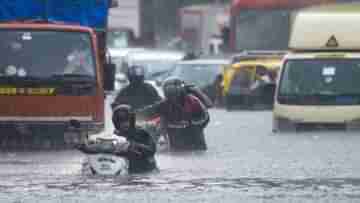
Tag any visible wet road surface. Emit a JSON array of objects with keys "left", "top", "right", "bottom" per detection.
[{"left": 1, "top": 97, "right": 360, "bottom": 202}]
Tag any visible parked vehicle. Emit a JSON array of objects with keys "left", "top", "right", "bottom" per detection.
[
  {"left": 273, "top": 3, "right": 360, "bottom": 132},
  {"left": 177, "top": 4, "right": 229, "bottom": 55},
  {"left": 0, "top": 0, "right": 116, "bottom": 149},
  {"left": 229, "top": 0, "right": 336, "bottom": 51},
  {"left": 170, "top": 59, "right": 229, "bottom": 103},
  {"left": 223, "top": 51, "right": 285, "bottom": 110},
  {"left": 108, "top": 0, "right": 156, "bottom": 47},
  {"left": 124, "top": 49, "right": 187, "bottom": 84}
]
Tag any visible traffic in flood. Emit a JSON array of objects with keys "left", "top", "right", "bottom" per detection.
[
  {"left": 1, "top": 97, "right": 360, "bottom": 202},
  {"left": 1, "top": 0, "right": 360, "bottom": 203}
]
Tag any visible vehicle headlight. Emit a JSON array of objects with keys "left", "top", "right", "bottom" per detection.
[{"left": 5, "top": 65, "right": 17, "bottom": 76}]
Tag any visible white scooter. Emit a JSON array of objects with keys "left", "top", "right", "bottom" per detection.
[{"left": 79, "top": 136, "right": 130, "bottom": 176}]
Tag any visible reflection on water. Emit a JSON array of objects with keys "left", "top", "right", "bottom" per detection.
[
  {"left": 2, "top": 171, "right": 360, "bottom": 200},
  {"left": 1, "top": 109, "right": 360, "bottom": 202},
  {"left": 1, "top": 150, "right": 360, "bottom": 201}
]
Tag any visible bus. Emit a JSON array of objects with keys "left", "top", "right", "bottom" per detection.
[{"left": 229, "top": 0, "right": 337, "bottom": 51}]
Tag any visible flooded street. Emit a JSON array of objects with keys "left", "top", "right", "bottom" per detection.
[
  {"left": 2, "top": 0, "right": 360, "bottom": 202},
  {"left": 1, "top": 97, "right": 360, "bottom": 202}
]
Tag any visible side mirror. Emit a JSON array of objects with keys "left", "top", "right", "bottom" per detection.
[{"left": 104, "top": 63, "right": 116, "bottom": 91}]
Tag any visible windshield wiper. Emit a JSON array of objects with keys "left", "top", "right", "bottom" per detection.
[
  {"left": 50, "top": 74, "right": 96, "bottom": 83},
  {"left": 0, "top": 76, "right": 46, "bottom": 84}
]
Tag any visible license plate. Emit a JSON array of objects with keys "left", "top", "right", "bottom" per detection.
[{"left": 100, "top": 164, "right": 111, "bottom": 171}]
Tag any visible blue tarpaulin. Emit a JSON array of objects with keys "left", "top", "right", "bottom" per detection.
[{"left": 0, "top": 0, "right": 110, "bottom": 29}]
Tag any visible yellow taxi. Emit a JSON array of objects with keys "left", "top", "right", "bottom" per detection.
[{"left": 222, "top": 51, "right": 285, "bottom": 110}]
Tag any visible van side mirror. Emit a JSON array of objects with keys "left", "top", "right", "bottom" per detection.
[{"left": 104, "top": 63, "right": 116, "bottom": 91}]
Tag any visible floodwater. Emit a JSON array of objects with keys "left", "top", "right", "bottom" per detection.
[{"left": 1, "top": 97, "right": 360, "bottom": 202}]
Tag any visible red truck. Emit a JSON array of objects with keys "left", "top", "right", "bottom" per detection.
[
  {"left": 0, "top": 0, "right": 116, "bottom": 149},
  {"left": 230, "top": 0, "right": 337, "bottom": 51}
]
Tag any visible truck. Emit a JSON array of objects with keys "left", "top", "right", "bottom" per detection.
[
  {"left": 0, "top": 0, "right": 116, "bottom": 149},
  {"left": 108, "top": 0, "right": 155, "bottom": 47},
  {"left": 273, "top": 2, "right": 360, "bottom": 132},
  {"left": 229, "top": 0, "right": 337, "bottom": 52},
  {"left": 177, "top": 4, "right": 229, "bottom": 55}
]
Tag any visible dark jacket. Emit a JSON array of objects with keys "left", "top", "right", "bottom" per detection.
[
  {"left": 114, "top": 127, "right": 157, "bottom": 174},
  {"left": 185, "top": 84, "right": 214, "bottom": 109},
  {"left": 145, "top": 94, "right": 210, "bottom": 151},
  {"left": 78, "top": 127, "right": 157, "bottom": 174},
  {"left": 112, "top": 82, "right": 162, "bottom": 111}
]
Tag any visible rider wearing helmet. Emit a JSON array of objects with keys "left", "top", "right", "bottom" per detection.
[
  {"left": 112, "top": 65, "right": 162, "bottom": 111},
  {"left": 111, "top": 104, "right": 157, "bottom": 174},
  {"left": 154, "top": 77, "right": 210, "bottom": 151}
]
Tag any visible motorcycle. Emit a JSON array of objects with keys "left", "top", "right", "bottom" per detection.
[{"left": 77, "top": 136, "right": 130, "bottom": 176}]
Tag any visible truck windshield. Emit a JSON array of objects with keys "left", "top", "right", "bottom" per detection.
[
  {"left": 0, "top": 30, "right": 96, "bottom": 80},
  {"left": 235, "top": 9, "right": 291, "bottom": 51},
  {"left": 278, "top": 59, "right": 360, "bottom": 105}
]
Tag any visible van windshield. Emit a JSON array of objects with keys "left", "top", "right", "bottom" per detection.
[{"left": 278, "top": 59, "right": 360, "bottom": 105}]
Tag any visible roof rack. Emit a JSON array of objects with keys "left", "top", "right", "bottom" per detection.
[
  {"left": 235, "top": 50, "right": 287, "bottom": 56},
  {"left": 231, "top": 50, "right": 287, "bottom": 63}
]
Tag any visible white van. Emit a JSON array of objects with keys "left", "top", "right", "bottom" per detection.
[{"left": 273, "top": 3, "right": 360, "bottom": 132}]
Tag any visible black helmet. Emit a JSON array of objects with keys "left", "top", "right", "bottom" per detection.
[
  {"left": 112, "top": 104, "right": 132, "bottom": 131},
  {"left": 162, "top": 77, "right": 186, "bottom": 101},
  {"left": 127, "top": 65, "right": 145, "bottom": 84}
]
